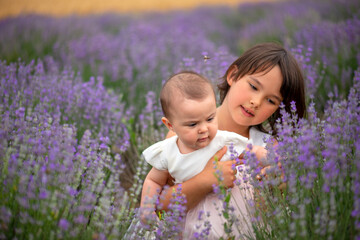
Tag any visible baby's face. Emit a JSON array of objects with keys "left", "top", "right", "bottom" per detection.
[{"left": 170, "top": 94, "right": 218, "bottom": 154}]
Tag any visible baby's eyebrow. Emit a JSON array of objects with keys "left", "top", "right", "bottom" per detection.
[
  {"left": 208, "top": 111, "right": 216, "bottom": 117},
  {"left": 183, "top": 120, "right": 197, "bottom": 124}
]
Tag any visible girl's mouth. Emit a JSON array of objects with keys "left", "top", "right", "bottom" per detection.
[{"left": 241, "top": 106, "right": 254, "bottom": 117}]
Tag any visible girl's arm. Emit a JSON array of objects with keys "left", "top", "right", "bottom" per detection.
[{"left": 157, "top": 146, "right": 238, "bottom": 212}]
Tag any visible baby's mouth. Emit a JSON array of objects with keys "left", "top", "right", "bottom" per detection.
[{"left": 198, "top": 137, "right": 208, "bottom": 142}]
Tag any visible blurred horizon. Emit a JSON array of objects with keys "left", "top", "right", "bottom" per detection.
[{"left": 0, "top": 0, "right": 279, "bottom": 19}]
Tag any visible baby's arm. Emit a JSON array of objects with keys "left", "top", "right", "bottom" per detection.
[{"left": 140, "top": 167, "right": 169, "bottom": 223}]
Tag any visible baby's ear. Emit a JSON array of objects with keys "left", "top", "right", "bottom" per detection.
[{"left": 161, "top": 117, "right": 173, "bottom": 131}]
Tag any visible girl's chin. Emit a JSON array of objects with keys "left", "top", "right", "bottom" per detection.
[{"left": 233, "top": 115, "right": 251, "bottom": 127}]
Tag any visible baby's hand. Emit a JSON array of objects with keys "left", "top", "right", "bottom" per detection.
[{"left": 139, "top": 207, "right": 158, "bottom": 226}]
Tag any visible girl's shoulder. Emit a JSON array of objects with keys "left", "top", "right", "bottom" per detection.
[
  {"left": 249, "top": 127, "right": 271, "bottom": 147},
  {"left": 216, "top": 130, "right": 248, "bottom": 142},
  {"left": 215, "top": 130, "right": 248, "bottom": 152}
]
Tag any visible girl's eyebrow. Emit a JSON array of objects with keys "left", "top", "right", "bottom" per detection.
[{"left": 249, "top": 76, "right": 283, "bottom": 102}]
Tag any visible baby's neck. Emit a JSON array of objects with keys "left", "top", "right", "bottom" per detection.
[{"left": 176, "top": 138, "right": 197, "bottom": 154}]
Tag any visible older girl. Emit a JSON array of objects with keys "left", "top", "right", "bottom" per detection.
[{"left": 157, "top": 42, "right": 306, "bottom": 239}]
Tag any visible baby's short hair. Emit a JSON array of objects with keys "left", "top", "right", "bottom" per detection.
[{"left": 160, "top": 71, "right": 215, "bottom": 119}]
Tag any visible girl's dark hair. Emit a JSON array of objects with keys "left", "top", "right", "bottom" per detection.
[{"left": 218, "top": 42, "right": 306, "bottom": 135}]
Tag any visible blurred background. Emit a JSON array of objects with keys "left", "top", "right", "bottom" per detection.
[
  {"left": 0, "top": 0, "right": 277, "bottom": 19},
  {"left": 1, "top": 0, "right": 360, "bottom": 239}
]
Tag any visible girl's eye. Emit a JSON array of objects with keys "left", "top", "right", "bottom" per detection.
[
  {"left": 267, "top": 98, "right": 276, "bottom": 105},
  {"left": 188, "top": 123, "right": 197, "bottom": 127},
  {"left": 249, "top": 83, "right": 257, "bottom": 90}
]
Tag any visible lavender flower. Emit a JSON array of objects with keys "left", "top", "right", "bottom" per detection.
[
  {"left": 249, "top": 69, "right": 360, "bottom": 239},
  {"left": 0, "top": 0, "right": 359, "bottom": 238}
]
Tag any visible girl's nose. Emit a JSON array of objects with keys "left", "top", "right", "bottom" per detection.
[{"left": 250, "top": 97, "right": 261, "bottom": 109}]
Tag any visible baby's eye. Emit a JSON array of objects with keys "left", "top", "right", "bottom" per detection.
[
  {"left": 188, "top": 123, "right": 197, "bottom": 127},
  {"left": 207, "top": 117, "right": 214, "bottom": 122},
  {"left": 249, "top": 83, "right": 257, "bottom": 90}
]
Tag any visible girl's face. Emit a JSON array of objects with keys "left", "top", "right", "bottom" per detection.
[
  {"left": 226, "top": 65, "right": 283, "bottom": 129},
  {"left": 162, "top": 94, "right": 218, "bottom": 154}
]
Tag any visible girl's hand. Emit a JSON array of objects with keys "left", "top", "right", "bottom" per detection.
[
  {"left": 240, "top": 145, "right": 268, "bottom": 180},
  {"left": 158, "top": 146, "right": 240, "bottom": 211},
  {"left": 201, "top": 146, "right": 240, "bottom": 189},
  {"left": 245, "top": 145, "right": 285, "bottom": 188},
  {"left": 248, "top": 145, "right": 268, "bottom": 167}
]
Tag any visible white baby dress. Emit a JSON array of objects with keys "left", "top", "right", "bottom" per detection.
[{"left": 142, "top": 128, "right": 270, "bottom": 239}]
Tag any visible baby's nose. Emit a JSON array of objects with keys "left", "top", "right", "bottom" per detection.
[{"left": 198, "top": 123, "right": 208, "bottom": 133}]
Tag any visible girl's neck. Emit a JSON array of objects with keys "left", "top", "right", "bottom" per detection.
[{"left": 217, "top": 105, "right": 250, "bottom": 138}]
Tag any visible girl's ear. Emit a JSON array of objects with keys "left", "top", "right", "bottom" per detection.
[
  {"left": 161, "top": 117, "right": 173, "bottom": 131},
  {"left": 227, "top": 65, "right": 238, "bottom": 86}
]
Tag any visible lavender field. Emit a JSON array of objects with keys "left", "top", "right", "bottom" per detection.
[{"left": 0, "top": 0, "right": 360, "bottom": 239}]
